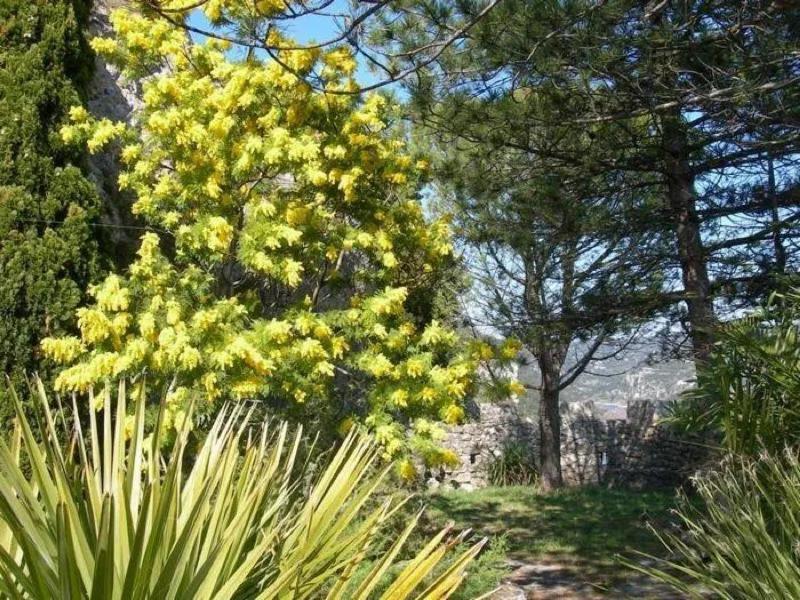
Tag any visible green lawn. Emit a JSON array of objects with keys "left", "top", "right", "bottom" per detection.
[
  {"left": 354, "top": 484, "right": 687, "bottom": 598},
  {"left": 421, "top": 485, "right": 682, "bottom": 591}
]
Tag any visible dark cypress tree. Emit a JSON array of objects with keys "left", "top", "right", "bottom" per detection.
[{"left": 0, "top": 0, "right": 105, "bottom": 402}]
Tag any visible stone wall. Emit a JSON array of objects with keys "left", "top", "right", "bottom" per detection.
[
  {"left": 430, "top": 400, "right": 709, "bottom": 490},
  {"left": 425, "top": 402, "right": 537, "bottom": 489},
  {"left": 561, "top": 401, "right": 709, "bottom": 488}
]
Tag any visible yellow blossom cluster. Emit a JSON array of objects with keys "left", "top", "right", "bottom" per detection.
[
  {"left": 196, "top": 0, "right": 288, "bottom": 22},
  {"left": 44, "top": 6, "right": 518, "bottom": 471}
]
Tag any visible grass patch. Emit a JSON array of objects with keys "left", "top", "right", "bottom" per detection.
[
  {"left": 425, "top": 485, "right": 677, "bottom": 563},
  {"left": 422, "top": 485, "right": 681, "bottom": 591},
  {"left": 357, "top": 484, "right": 684, "bottom": 596}
]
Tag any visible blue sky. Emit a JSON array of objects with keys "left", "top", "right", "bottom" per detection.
[
  {"left": 186, "top": 5, "right": 340, "bottom": 44},
  {"left": 186, "top": 4, "right": 381, "bottom": 87}
]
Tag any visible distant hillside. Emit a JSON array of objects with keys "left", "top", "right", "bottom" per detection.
[{"left": 514, "top": 344, "right": 695, "bottom": 420}]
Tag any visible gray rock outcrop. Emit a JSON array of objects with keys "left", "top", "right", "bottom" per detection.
[{"left": 87, "top": 0, "right": 142, "bottom": 265}]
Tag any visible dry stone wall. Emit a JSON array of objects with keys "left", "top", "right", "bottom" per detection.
[
  {"left": 561, "top": 401, "right": 710, "bottom": 488},
  {"left": 430, "top": 400, "right": 709, "bottom": 490},
  {"left": 424, "top": 402, "right": 537, "bottom": 489}
]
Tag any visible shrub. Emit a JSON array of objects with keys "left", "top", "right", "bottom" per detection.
[
  {"left": 668, "top": 289, "right": 800, "bottom": 455},
  {"left": 41, "top": 4, "right": 526, "bottom": 468},
  {"left": 0, "top": 0, "right": 104, "bottom": 409},
  {"left": 488, "top": 441, "right": 538, "bottom": 486},
  {"left": 0, "top": 378, "right": 483, "bottom": 599},
  {"left": 633, "top": 451, "right": 800, "bottom": 598}
]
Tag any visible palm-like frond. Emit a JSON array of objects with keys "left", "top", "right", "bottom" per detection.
[
  {"left": 630, "top": 451, "right": 800, "bottom": 598},
  {"left": 669, "top": 290, "right": 800, "bottom": 455}
]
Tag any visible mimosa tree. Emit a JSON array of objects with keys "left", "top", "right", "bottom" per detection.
[{"left": 44, "top": 3, "right": 516, "bottom": 472}]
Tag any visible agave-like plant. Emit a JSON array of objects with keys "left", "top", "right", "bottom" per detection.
[
  {"left": 0, "top": 379, "right": 484, "bottom": 599},
  {"left": 487, "top": 442, "right": 538, "bottom": 487},
  {"left": 632, "top": 451, "right": 800, "bottom": 598}
]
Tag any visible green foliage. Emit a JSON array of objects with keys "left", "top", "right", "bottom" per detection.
[
  {"left": 668, "top": 290, "right": 800, "bottom": 455},
  {"left": 633, "top": 452, "right": 800, "bottom": 599},
  {"left": 0, "top": 378, "right": 484, "bottom": 598},
  {"left": 449, "top": 536, "right": 508, "bottom": 600},
  {"left": 487, "top": 441, "right": 538, "bottom": 487},
  {"left": 377, "top": 0, "right": 800, "bottom": 364},
  {"left": 0, "top": 0, "right": 104, "bottom": 406},
  {"left": 653, "top": 285, "right": 800, "bottom": 594}
]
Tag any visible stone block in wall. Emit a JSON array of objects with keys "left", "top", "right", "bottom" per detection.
[{"left": 627, "top": 400, "right": 656, "bottom": 432}]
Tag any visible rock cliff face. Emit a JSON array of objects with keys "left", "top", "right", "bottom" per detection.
[
  {"left": 86, "top": 0, "right": 141, "bottom": 265},
  {"left": 89, "top": 1, "right": 140, "bottom": 123}
]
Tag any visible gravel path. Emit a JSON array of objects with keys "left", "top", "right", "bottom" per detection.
[{"left": 487, "top": 559, "right": 685, "bottom": 599}]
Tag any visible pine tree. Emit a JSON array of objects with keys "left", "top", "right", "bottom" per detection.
[
  {"left": 376, "top": 0, "right": 800, "bottom": 363},
  {"left": 370, "top": 0, "right": 799, "bottom": 484},
  {"left": 425, "top": 114, "right": 668, "bottom": 488},
  {"left": 0, "top": 0, "right": 105, "bottom": 404}
]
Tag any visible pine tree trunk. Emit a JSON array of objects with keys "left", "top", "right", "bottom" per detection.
[
  {"left": 663, "top": 114, "right": 716, "bottom": 363},
  {"left": 768, "top": 155, "right": 786, "bottom": 274},
  {"left": 538, "top": 356, "right": 563, "bottom": 490}
]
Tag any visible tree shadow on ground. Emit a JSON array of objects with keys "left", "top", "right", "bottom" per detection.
[{"left": 422, "top": 485, "right": 681, "bottom": 594}]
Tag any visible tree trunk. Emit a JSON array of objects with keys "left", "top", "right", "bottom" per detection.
[
  {"left": 663, "top": 114, "right": 716, "bottom": 363},
  {"left": 538, "top": 353, "right": 563, "bottom": 490},
  {"left": 768, "top": 155, "right": 786, "bottom": 274}
]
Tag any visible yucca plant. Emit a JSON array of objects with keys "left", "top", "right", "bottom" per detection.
[
  {"left": 0, "top": 378, "right": 484, "bottom": 599},
  {"left": 632, "top": 451, "right": 800, "bottom": 598}
]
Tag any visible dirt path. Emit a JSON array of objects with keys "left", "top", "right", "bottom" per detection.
[{"left": 488, "top": 559, "right": 684, "bottom": 599}]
